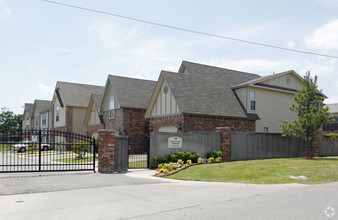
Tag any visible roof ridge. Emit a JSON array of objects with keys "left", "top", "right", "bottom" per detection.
[
  {"left": 57, "top": 81, "right": 103, "bottom": 88},
  {"left": 108, "top": 74, "right": 156, "bottom": 83}
]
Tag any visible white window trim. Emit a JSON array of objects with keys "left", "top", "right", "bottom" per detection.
[
  {"left": 109, "top": 96, "right": 115, "bottom": 119},
  {"left": 250, "top": 91, "right": 256, "bottom": 111},
  {"left": 56, "top": 105, "right": 60, "bottom": 122}
]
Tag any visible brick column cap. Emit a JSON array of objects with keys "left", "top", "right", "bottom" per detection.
[
  {"left": 98, "top": 129, "right": 115, "bottom": 133},
  {"left": 215, "top": 127, "right": 231, "bottom": 130}
]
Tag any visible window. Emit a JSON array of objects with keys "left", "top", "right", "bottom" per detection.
[
  {"left": 42, "top": 114, "right": 47, "bottom": 125},
  {"left": 264, "top": 127, "right": 269, "bottom": 133},
  {"left": 250, "top": 91, "right": 256, "bottom": 110},
  {"left": 25, "top": 117, "right": 29, "bottom": 129},
  {"left": 109, "top": 96, "right": 115, "bottom": 118},
  {"left": 35, "top": 117, "right": 39, "bottom": 127},
  {"left": 56, "top": 105, "right": 60, "bottom": 122}
]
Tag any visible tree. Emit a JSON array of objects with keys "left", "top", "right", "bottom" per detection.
[
  {"left": 281, "top": 72, "right": 332, "bottom": 156},
  {"left": 0, "top": 107, "right": 23, "bottom": 131}
]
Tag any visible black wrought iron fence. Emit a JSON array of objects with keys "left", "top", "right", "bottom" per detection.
[{"left": 0, "top": 129, "right": 95, "bottom": 173}]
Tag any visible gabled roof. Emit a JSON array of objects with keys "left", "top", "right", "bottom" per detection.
[
  {"left": 23, "top": 103, "right": 34, "bottom": 117},
  {"left": 149, "top": 61, "right": 261, "bottom": 118},
  {"left": 232, "top": 70, "right": 302, "bottom": 89},
  {"left": 84, "top": 93, "right": 104, "bottom": 126},
  {"left": 327, "top": 103, "right": 338, "bottom": 113},
  {"left": 32, "top": 100, "right": 51, "bottom": 115},
  {"left": 105, "top": 75, "right": 156, "bottom": 109},
  {"left": 55, "top": 81, "right": 104, "bottom": 108}
]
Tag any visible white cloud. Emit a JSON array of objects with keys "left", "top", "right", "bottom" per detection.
[
  {"left": 37, "top": 84, "right": 53, "bottom": 95},
  {"left": 304, "top": 19, "right": 338, "bottom": 51},
  {"left": 89, "top": 20, "right": 145, "bottom": 49},
  {"left": 0, "top": 1, "right": 10, "bottom": 18}
]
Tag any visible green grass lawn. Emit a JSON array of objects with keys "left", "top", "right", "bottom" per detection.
[
  {"left": 128, "top": 160, "right": 147, "bottom": 168},
  {"left": 55, "top": 156, "right": 97, "bottom": 163},
  {"left": 165, "top": 157, "right": 338, "bottom": 184}
]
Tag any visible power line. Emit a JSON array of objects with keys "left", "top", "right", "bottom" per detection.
[{"left": 43, "top": 0, "right": 338, "bottom": 59}]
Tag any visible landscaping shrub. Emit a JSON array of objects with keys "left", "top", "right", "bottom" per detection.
[
  {"left": 163, "top": 163, "right": 170, "bottom": 170},
  {"left": 191, "top": 152, "right": 201, "bottom": 163},
  {"left": 158, "top": 164, "right": 163, "bottom": 169},
  {"left": 208, "top": 157, "right": 215, "bottom": 163},
  {"left": 159, "top": 168, "right": 165, "bottom": 173},
  {"left": 168, "top": 154, "right": 176, "bottom": 162},
  {"left": 164, "top": 169, "right": 169, "bottom": 174},
  {"left": 151, "top": 157, "right": 160, "bottom": 169},
  {"left": 177, "top": 159, "right": 184, "bottom": 165},
  {"left": 207, "top": 151, "right": 223, "bottom": 159},
  {"left": 197, "top": 157, "right": 203, "bottom": 164},
  {"left": 187, "top": 159, "right": 192, "bottom": 165},
  {"left": 184, "top": 152, "right": 192, "bottom": 162},
  {"left": 175, "top": 152, "right": 185, "bottom": 160},
  {"left": 215, "top": 157, "right": 222, "bottom": 163},
  {"left": 162, "top": 156, "right": 168, "bottom": 164},
  {"left": 168, "top": 165, "right": 173, "bottom": 171},
  {"left": 172, "top": 165, "right": 177, "bottom": 170}
]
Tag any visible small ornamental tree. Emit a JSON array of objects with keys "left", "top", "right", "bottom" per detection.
[
  {"left": 72, "top": 141, "right": 89, "bottom": 159},
  {"left": 281, "top": 72, "right": 332, "bottom": 156},
  {"left": 0, "top": 107, "right": 23, "bottom": 131}
]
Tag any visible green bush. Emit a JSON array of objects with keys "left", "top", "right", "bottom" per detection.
[
  {"left": 197, "top": 157, "right": 203, "bottom": 164},
  {"left": 187, "top": 159, "right": 192, "bottom": 165},
  {"left": 151, "top": 157, "right": 160, "bottom": 169},
  {"left": 164, "top": 169, "right": 169, "bottom": 174},
  {"left": 163, "top": 163, "right": 170, "bottom": 170},
  {"left": 162, "top": 156, "right": 168, "bottom": 164},
  {"left": 324, "top": 133, "right": 338, "bottom": 139},
  {"left": 177, "top": 159, "right": 184, "bottom": 165},
  {"left": 168, "top": 165, "right": 173, "bottom": 171},
  {"left": 207, "top": 151, "right": 223, "bottom": 159},
  {"left": 155, "top": 173, "right": 158, "bottom": 176},
  {"left": 215, "top": 157, "right": 222, "bottom": 163},
  {"left": 175, "top": 152, "right": 185, "bottom": 160},
  {"left": 158, "top": 164, "right": 163, "bottom": 169},
  {"left": 72, "top": 141, "right": 88, "bottom": 159},
  {"left": 159, "top": 168, "right": 165, "bottom": 173},
  {"left": 168, "top": 154, "right": 176, "bottom": 162},
  {"left": 184, "top": 152, "right": 192, "bottom": 162},
  {"left": 191, "top": 152, "right": 201, "bottom": 163},
  {"left": 208, "top": 157, "right": 215, "bottom": 163},
  {"left": 172, "top": 165, "right": 177, "bottom": 170}
]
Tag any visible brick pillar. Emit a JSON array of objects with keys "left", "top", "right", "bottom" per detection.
[
  {"left": 311, "top": 135, "right": 320, "bottom": 157},
  {"left": 98, "top": 129, "right": 115, "bottom": 173},
  {"left": 216, "top": 127, "right": 231, "bottom": 161}
]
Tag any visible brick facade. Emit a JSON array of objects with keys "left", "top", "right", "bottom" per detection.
[
  {"left": 150, "top": 115, "right": 185, "bottom": 132},
  {"left": 103, "top": 108, "right": 150, "bottom": 154},
  {"left": 150, "top": 114, "right": 255, "bottom": 133}
]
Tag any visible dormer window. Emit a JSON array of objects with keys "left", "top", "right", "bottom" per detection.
[
  {"left": 250, "top": 91, "right": 256, "bottom": 111},
  {"left": 56, "top": 105, "right": 60, "bottom": 122},
  {"left": 109, "top": 96, "right": 115, "bottom": 118}
]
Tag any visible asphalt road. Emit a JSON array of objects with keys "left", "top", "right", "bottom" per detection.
[{"left": 0, "top": 171, "right": 337, "bottom": 220}]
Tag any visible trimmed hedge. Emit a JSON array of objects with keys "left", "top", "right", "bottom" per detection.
[{"left": 151, "top": 151, "right": 201, "bottom": 168}]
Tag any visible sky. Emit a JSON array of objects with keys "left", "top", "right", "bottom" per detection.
[{"left": 1, "top": 0, "right": 338, "bottom": 114}]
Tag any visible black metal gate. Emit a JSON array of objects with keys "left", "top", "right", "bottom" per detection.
[
  {"left": 0, "top": 129, "right": 95, "bottom": 173},
  {"left": 128, "top": 134, "right": 150, "bottom": 168}
]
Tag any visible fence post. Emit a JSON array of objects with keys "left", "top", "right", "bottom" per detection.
[
  {"left": 98, "top": 129, "right": 115, "bottom": 173},
  {"left": 216, "top": 127, "right": 231, "bottom": 161}
]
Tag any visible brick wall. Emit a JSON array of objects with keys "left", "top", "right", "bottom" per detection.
[
  {"left": 103, "top": 108, "right": 149, "bottom": 154},
  {"left": 150, "top": 114, "right": 255, "bottom": 133},
  {"left": 187, "top": 115, "right": 255, "bottom": 132},
  {"left": 150, "top": 115, "right": 185, "bottom": 132}
]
